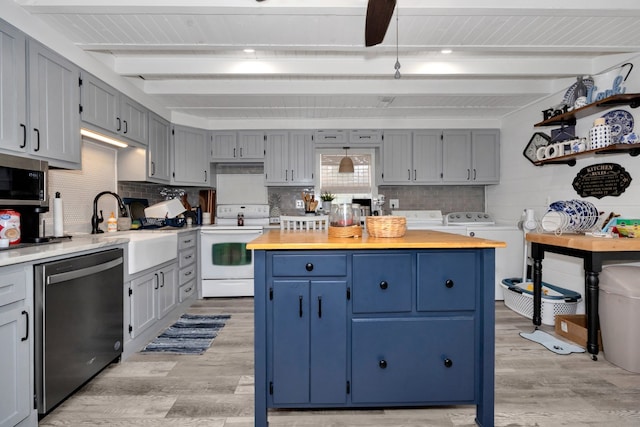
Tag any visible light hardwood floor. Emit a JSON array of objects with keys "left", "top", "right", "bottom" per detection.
[{"left": 39, "top": 298, "right": 640, "bottom": 427}]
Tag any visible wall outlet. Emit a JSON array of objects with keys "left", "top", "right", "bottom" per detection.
[
  {"left": 390, "top": 199, "right": 399, "bottom": 209},
  {"left": 295, "top": 200, "right": 304, "bottom": 209}
]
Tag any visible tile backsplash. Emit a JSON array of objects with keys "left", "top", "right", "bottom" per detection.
[{"left": 378, "top": 185, "right": 484, "bottom": 214}]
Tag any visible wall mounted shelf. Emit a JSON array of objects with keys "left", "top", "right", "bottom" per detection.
[
  {"left": 534, "top": 93, "right": 640, "bottom": 127},
  {"left": 534, "top": 143, "right": 640, "bottom": 166}
]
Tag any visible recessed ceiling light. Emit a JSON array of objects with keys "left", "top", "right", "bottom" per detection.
[
  {"left": 243, "top": 48, "right": 255, "bottom": 53},
  {"left": 441, "top": 49, "right": 452, "bottom": 54}
]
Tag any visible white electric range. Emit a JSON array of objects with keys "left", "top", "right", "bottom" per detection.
[
  {"left": 200, "top": 204, "right": 269, "bottom": 297},
  {"left": 390, "top": 210, "right": 522, "bottom": 300}
]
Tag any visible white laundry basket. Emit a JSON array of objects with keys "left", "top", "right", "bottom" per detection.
[{"left": 501, "top": 278, "right": 581, "bottom": 326}]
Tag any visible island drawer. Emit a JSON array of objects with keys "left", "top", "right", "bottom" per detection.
[
  {"left": 351, "top": 317, "right": 475, "bottom": 404},
  {"left": 352, "top": 253, "right": 412, "bottom": 313},
  {"left": 271, "top": 254, "right": 347, "bottom": 277},
  {"left": 416, "top": 251, "right": 476, "bottom": 312},
  {"left": 0, "top": 265, "right": 27, "bottom": 307}
]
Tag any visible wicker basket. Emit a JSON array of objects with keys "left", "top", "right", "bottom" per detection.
[
  {"left": 366, "top": 216, "right": 407, "bottom": 238},
  {"left": 328, "top": 225, "right": 362, "bottom": 238}
]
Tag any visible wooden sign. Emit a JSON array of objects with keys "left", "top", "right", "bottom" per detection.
[{"left": 572, "top": 163, "right": 632, "bottom": 199}]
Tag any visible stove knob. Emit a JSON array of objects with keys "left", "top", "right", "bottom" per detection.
[
  {"left": 466, "top": 213, "right": 472, "bottom": 219},
  {"left": 456, "top": 214, "right": 461, "bottom": 219},
  {"left": 484, "top": 214, "right": 489, "bottom": 219}
]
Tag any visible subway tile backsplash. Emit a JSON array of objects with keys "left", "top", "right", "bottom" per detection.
[{"left": 378, "top": 185, "right": 484, "bottom": 214}]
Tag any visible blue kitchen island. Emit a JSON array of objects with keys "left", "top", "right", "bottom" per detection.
[{"left": 248, "top": 229, "right": 505, "bottom": 427}]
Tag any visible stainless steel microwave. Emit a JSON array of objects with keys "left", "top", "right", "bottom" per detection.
[{"left": 0, "top": 153, "right": 48, "bottom": 206}]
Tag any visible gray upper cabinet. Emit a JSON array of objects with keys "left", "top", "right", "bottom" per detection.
[
  {"left": 147, "top": 113, "right": 171, "bottom": 183},
  {"left": 210, "top": 131, "right": 264, "bottom": 161},
  {"left": 171, "top": 125, "right": 209, "bottom": 186},
  {"left": 349, "top": 129, "right": 383, "bottom": 144},
  {"left": 380, "top": 130, "right": 413, "bottom": 183},
  {"left": 381, "top": 130, "right": 442, "bottom": 184},
  {"left": 442, "top": 130, "right": 499, "bottom": 184},
  {"left": 314, "top": 129, "right": 348, "bottom": 145},
  {"left": 28, "top": 40, "right": 81, "bottom": 169},
  {"left": 117, "top": 112, "right": 170, "bottom": 183},
  {"left": 1, "top": 21, "right": 80, "bottom": 168},
  {"left": 264, "top": 131, "right": 314, "bottom": 186},
  {"left": 0, "top": 21, "right": 27, "bottom": 155},
  {"left": 80, "top": 72, "right": 148, "bottom": 147}
]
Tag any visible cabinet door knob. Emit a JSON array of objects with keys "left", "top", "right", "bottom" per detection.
[
  {"left": 379, "top": 281, "right": 388, "bottom": 290},
  {"left": 445, "top": 279, "right": 454, "bottom": 288},
  {"left": 379, "top": 359, "right": 387, "bottom": 369},
  {"left": 305, "top": 263, "right": 314, "bottom": 272},
  {"left": 444, "top": 358, "right": 453, "bottom": 368}
]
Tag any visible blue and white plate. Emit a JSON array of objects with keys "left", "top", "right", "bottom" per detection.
[{"left": 602, "top": 110, "right": 634, "bottom": 143}]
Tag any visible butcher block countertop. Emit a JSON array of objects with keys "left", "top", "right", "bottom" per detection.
[
  {"left": 526, "top": 232, "right": 640, "bottom": 251},
  {"left": 247, "top": 229, "right": 506, "bottom": 250}
]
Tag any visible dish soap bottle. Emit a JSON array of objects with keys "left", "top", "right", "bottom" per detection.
[{"left": 107, "top": 212, "right": 118, "bottom": 233}]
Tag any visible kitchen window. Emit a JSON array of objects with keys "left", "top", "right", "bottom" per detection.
[{"left": 316, "top": 149, "right": 376, "bottom": 201}]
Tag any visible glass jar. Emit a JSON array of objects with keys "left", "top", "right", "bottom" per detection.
[{"left": 330, "top": 203, "right": 354, "bottom": 227}]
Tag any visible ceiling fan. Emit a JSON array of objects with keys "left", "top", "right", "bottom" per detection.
[{"left": 365, "top": 0, "right": 397, "bottom": 47}]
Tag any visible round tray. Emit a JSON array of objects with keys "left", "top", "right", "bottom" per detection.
[{"left": 328, "top": 225, "right": 362, "bottom": 238}]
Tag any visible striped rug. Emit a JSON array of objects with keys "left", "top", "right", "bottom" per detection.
[{"left": 141, "top": 314, "right": 230, "bottom": 354}]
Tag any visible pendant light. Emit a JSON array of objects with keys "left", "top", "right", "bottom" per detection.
[
  {"left": 338, "top": 147, "right": 354, "bottom": 173},
  {"left": 394, "top": 6, "right": 401, "bottom": 79}
]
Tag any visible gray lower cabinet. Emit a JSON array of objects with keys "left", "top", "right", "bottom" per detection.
[
  {"left": 442, "top": 129, "right": 500, "bottom": 184},
  {"left": 0, "top": 265, "right": 32, "bottom": 427},
  {"left": 128, "top": 261, "right": 178, "bottom": 339},
  {"left": 177, "top": 231, "right": 197, "bottom": 302},
  {"left": 264, "top": 131, "right": 314, "bottom": 185},
  {"left": 171, "top": 125, "right": 209, "bottom": 186}
]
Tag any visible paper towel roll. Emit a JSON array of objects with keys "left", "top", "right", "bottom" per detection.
[{"left": 53, "top": 192, "right": 64, "bottom": 237}]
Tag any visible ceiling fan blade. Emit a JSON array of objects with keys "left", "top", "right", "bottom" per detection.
[{"left": 365, "top": 0, "right": 397, "bottom": 47}]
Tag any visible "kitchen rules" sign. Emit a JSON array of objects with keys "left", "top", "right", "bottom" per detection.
[{"left": 572, "top": 163, "right": 632, "bottom": 198}]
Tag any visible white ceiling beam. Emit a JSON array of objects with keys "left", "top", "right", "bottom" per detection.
[
  {"left": 116, "top": 56, "right": 594, "bottom": 78},
  {"left": 143, "top": 78, "right": 553, "bottom": 96},
  {"left": 16, "top": 0, "right": 640, "bottom": 16}
]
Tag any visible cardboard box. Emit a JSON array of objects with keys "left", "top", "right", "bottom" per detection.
[{"left": 555, "top": 314, "right": 603, "bottom": 349}]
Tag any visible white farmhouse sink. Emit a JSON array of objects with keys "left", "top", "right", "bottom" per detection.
[{"left": 103, "top": 232, "right": 178, "bottom": 274}]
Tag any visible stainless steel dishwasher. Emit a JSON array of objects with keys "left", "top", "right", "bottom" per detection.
[{"left": 34, "top": 248, "right": 124, "bottom": 415}]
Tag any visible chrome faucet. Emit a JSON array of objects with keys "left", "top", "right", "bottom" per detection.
[{"left": 91, "top": 191, "right": 128, "bottom": 234}]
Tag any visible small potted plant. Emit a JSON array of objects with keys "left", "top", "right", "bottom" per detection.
[{"left": 320, "top": 191, "right": 335, "bottom": 212}]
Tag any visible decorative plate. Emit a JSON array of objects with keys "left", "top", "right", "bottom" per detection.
[
  {"left": 562, "top": 77, "right": 594, "bottom": 107},
  {"left": 602, "top": 110, "right": 634, "bottom": 143}
]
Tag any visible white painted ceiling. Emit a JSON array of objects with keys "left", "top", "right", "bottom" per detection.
[{"left": 13, "top": 0, "right": 640, "bottom": 125}]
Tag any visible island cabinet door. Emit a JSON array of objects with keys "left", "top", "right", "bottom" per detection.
[
  {"left": 270, "top": 280, "right": 347, "bottom": 405},
  {"left": 352, "top": 253, "right": 412, "bottom": 313},
  {"left": 351, "top": 318, "right": 475, "bottom": 404},
  {"left": 416, "top": 251, "right": 476, "bottom": 312}
]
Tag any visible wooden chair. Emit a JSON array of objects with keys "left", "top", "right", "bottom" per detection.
[{"left": 280, "top": 215, "right": 329, "bottom": 231}]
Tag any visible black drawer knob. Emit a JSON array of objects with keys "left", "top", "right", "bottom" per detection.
[
  {"left": 444, "top": 358, "right": 453, "bottom": 368},
  {"left": 379, "top": 281, "right": 388, "bottom": 290},
  {"left": 379, "top": 360, "right": 387, "bottom": 369},
  {"left": 305, "top": 263, "right": 314, "bottom": 272},
  {"left": 445, "top": 279, "right": 454, "bottom": 288}
]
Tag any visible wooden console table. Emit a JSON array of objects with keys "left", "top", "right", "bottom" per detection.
[{"left": 526, "top": 233, "right": 640, "bottom": 360}]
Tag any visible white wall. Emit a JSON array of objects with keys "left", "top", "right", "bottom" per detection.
[{"left": 488, "top": 56, "right": 640, "bottom": 311}]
